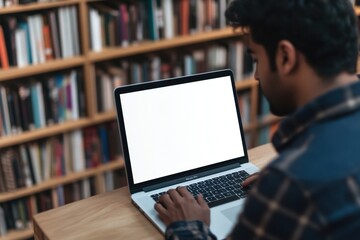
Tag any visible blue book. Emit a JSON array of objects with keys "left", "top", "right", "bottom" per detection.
[
  {"left": 55, "top": 74, "right": 65, "bottom": 122},
  {"left": 99, "top": 126, "right": 110, "bottom": 163},
  {"left": 30, "top": 83, "right": 41, "bottom": 129},
  {"left": 18, "top": 22, "right": 32, "bottom": 64},
  {"left": 146, "top": 0, "right": 158, "bottom": 40}
]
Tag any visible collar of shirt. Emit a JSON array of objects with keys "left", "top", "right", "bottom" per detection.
[{"left": 272, "top": 80, "right": 360, "bottom": 152}]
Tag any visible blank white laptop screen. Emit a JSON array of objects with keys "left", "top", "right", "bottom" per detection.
[{"left": 120, "top": 76, "right": 245, "bottom": 184}]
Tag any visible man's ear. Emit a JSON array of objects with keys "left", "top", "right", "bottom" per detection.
[{"left": 276, "top": 40, "right": 297, "bottom": 75}]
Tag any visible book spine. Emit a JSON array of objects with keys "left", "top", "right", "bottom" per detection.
[{"left": 0, "top": 26, "right": 9, "bottom": 69}]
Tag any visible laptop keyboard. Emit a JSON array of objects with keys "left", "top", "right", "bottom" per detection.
[{"left": 151, "top": 170, "right": 251, "bottom": 208}]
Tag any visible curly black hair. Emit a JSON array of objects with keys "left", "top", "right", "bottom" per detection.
[{"left": 225, "top": 0, "right": 359, "bottom": 79}]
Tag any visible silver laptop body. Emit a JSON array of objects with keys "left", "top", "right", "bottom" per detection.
[{"left": 113, "top": 69, "right": 258, "bottom": 239}]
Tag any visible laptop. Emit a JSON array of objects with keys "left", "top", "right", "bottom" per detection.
[{"left": 113, "top": 69, "right": 259, "bottom": 239}]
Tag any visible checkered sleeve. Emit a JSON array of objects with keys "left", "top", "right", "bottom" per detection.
[
  {"left": 228, "top": 168, "right": 321, "bottom": 240},
  {"left": 165, "top": 220, "right": 217, "bottom": 240}
]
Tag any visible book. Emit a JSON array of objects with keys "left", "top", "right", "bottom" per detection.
[
  {"left": 0, "top": 26, "right": 9, "bottom": 69},
  {"left": 17, "top": 21, "right": 32, "bottom": 65},
  {"left": 18, "top": 84, "right": 35, "bottom": 131},
  {"left": 69, "top": 6, "right": 80, "bottom": 55},
  {"left": 162, "top": 0, "right": 174, "bottom": 39},
  {"left": 89, "top": 8, "right": 102, "bottom": 52},
  {"left": 48, "top": 11, "right": 61, "bottom": 59},
  {"left": 19, "top": 145, "right": 33, "bottom": 187},
  {"left": 0, "top": 17, "right": 17, "bottom": 67},
  {"left": 99, "top": 125, "right": 109, "bottom": 163},
  {"left": 0, "top": 206, "right": 7, "bottom": 236},
  {"left": 1, "top": 149, "right": 17, "bottom": 191},
  {"left": 0, "top": 86, "right": 11, "bottom": 135},
  {"left": 83, "top": 127, "right": 101, "bottom": 168},
  {"left": 146, "top": 0, "right": 159, "bottom": 40},
  {"left": 29, "top": 143, "right": 42, "bottom": 184}
]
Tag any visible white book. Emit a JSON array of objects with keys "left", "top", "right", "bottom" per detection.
[
  {"left": 71, "top": 130, "right": 85, "bottom": 172},
  {"left": 29, "top": 143, "right": 42, "bottom": 184},
  {"left": 27, "top": 16, "right": 39, "bottom": 64},
  {"left": 219, "top": 0, "right": 227, "bottom": 28},
  {"left": 19, "top": 145, "right": 33, "bottom": 187},
  {"left": 81, "top": 178, "right": 91, "bottom": 199},
  {"left": 105, "top": 171, "right": 114, "bottom": 192},
  {"left": 70, "top": 70, "right": 79, "bottom": 119},
  {"left": 64, "top": 7, "right": 74, "bottom": 57},
  {"left": 70, "top": 6, "right": 80, "bottom": 55},
  {"left": 34, "top": 15, "right": 46, "bottom": 63},
  {"left": 101, "top": 73, "right": 113, "bottom": 111},
  {"left": 162, "top": 0, "right": 174, "bottom": 39},
  {"left": 15, "top": 28, "right": 29, "bottom": 67},
  {"left": 58, "top": 8, "right": 69, "bottom": 58},
  {"left": 89, "top": 8, "right": 102, "bottom": 52}
]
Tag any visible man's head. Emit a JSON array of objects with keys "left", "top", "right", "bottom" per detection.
[{"left": 226, "top": 0, "right": 359, "bottom": 116}]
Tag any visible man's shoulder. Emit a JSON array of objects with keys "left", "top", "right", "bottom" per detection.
[{"left": 268, "top": 133, "right": 360, "bottom": 190}]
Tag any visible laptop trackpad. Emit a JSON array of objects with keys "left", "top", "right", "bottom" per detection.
[{"left": 221, "top": 205, "right": 243, "bottom": 222}]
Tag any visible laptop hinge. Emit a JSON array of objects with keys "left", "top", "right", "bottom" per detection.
[{"left": 143, "top": 163, "right": 240, "bottom": 192}]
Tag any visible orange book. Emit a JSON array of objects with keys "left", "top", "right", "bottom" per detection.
[
  {"left": 180, "top": 0, "right": 189, "bottom": 35},
  {"left": 0, "top": 26, "right": 9, "bottom": 69},
  {"left": 43, "top": 24, "right": 54, "bottom": 61}
]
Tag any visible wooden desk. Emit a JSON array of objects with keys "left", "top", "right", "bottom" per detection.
[{"left": 33, "top": 144, "right": 277, "bottom": 240}]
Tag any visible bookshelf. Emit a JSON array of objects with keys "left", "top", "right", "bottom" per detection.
[{"left": 0, "top": 1, "right": 359, "bottom": 239}]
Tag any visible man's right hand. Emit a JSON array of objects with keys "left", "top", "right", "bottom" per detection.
[{"left": 241, "top": 173, "right": 259, "bottom": 187}]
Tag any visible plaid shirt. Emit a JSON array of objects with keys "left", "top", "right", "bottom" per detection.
[{"left": 165, "top": 81, "right": 360, "bottom": 240}]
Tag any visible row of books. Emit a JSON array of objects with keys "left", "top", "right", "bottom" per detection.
[
  {"left": 94, "top": 40, "right": 254, "bottom": 112},
  {"left": 0, "top": 0, "right": 56, "bottom": 8},
  {"left": 0, "top": 179, "right": 94, "bottom": 235},
  {"left": 0, "top": 120, "right": 122, "bottom": 193},
  {"left": 88, "top": 0, "right": 232, "bottom": 51},
  {"left": 237, "top": 90, "right": 251, "bottom": 126},
  {"left": 0, "top": 167, "right": 126, "bottom": 236},
  {"left": 256, "top": 90, "right": 279, "bottom": 146},
  {"left": 0, "top": 5, "right": 80, "bottom": 68},
  {"left": 0, "top": 70, "right": 86, "bottom": 136}
]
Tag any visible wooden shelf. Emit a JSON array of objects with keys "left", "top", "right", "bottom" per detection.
[
  {"left": 0, "top": 111, "right": 119, "bottom": 148},
  {"left": 0, "top": 0, "right": 80, "bottom": 15},
  {"left": 0, "top": 118, "right": 89, "bottom": 148},
  {"left": 235, "top": 78, "right": 257, "bottom": 90},
  {"left": 0, "top": 56, "right": 85, "bottom": 82},
  {"left": 0, "top": 160, "right": 124, "bottom": 203},
  {"left": 0, "top": 227, "right": 33, "bottom": 240},
  {"left": 89, "top": 28, "right": 240, "bottom": 62}
]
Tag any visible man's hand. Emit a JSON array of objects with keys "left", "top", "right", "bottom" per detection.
[
  {"left": 154, "top": 187, "right": 210, "bottom": 226},
  {"left": 241, "top": 172, "right": 259, "bottom": 187}
]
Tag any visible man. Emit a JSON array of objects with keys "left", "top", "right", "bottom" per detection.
[{"left": 154, "top": 0, "right": 360, "bottom": 239}]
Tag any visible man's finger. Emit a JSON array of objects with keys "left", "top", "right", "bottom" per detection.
[
  {"left": 176, "top": 186, "right": 193, "bottom": 199},
  {"left": 158, "top": 193, "right": 173, "bottom": 209},
  {"left": 196, "top": 194, "right": 209, "bottom": 208},
  {"left": 154, "top": 202, "right": 167, "bottom": 214},
  {"left": 241, "top": 173, "right": 259, "bottom": 187}
]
